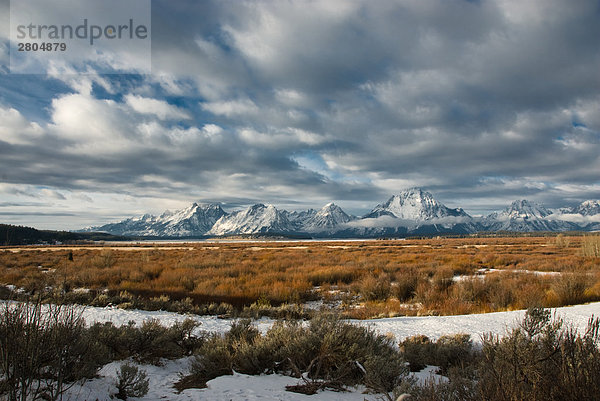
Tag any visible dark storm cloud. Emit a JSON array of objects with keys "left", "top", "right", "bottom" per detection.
[{"left": 1, "top": 0, "right": 599, "bottom": 227}]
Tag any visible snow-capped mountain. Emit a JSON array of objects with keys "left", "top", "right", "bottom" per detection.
[
  {"left": 337, "top": 188, "right": 477, "bottom": 237},
  {"left": 157, "top": 203, "right": 228, "bottom": 236},
  {"left": 552, "top": 200, "right": 600, "bottom": 231},
  {"left": 284, "top": 209, "right": 317, "bottom": 228},
  {"left": 82, "top": 203, "right": 226, "bottom": 236},
  {"left": 81, "top": 213, "right": 156, "bottom": 236},
  {"left": 207, "top": 204, "right": 294, "bottom": 236},
  {"left": 482, "top": 200, "right": 576, "bottom": 232},
  {"left": 301, "top": 203, "right": 355, "bottom": 232},
  {"left": 363, "top": 188, "right": 470, "bottom": 221},
  {"left": 80, "top": 190, "right": 600, "bottom": 238},
  {"left": 571, "top": 200, "right": 600, "bottom": 216}
]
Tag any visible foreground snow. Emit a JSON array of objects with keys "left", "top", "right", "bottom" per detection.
[
  {"left": 11, "top": 301, "right": 600, "bottom": 400},
  {"left": 357, "top": 301, "right": 599, "bottom": 343},
  {"left": 65, "top": 357, "right": 380, "bottom": 401},
  {"left": 80, "top": 301, "right": 600, "bottom": 343}
]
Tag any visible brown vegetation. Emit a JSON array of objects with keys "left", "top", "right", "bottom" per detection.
[
  {"left": 0, "top": 236, "right": 599, "bottom": 318},
  {"left": 396, "top": 307, "right": 600, "bottom": 401}
]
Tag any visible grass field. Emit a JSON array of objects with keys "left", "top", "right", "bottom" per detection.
[{"left": 1, "top": 235, "right": 599, "bottom": 318}]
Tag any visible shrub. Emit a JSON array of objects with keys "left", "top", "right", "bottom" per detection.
[
  {"left": 0, "top": 301, "right": 107, "bottom": 401},
  {"left": 87, "top": 318, "right": 203, "bottom": 364},
  {"left": 180, "top": 314, "right": 407, "bottom": 394},
  {"left": 400, "top": 335, "right": 435, "bottom": 372},
  {"left": 232, "top": 319, "right": 307, "bottom": 376},
  {"left": 301, "top": 314, "right": 405, "bottom": 392},
  {"left": 115, "top": 363, "right": 149, "bottom": 400},
  {"left": 450, "top": 278, "right": 488, "bottom": 305},
  {"left": 87, "top": 321, "right": 138, "bottom": 361},
  {"left": 186, "top": 335, "right": 233, "bottom": 388},
  {"left": 358, "top": 274, "right": 392, "bottom": 301},
  {"left": 394, "top": 270, "right": 419, "bottom": 302},
  {"left": 433, "top": 334, "right": 474, "bottom": 374},
  {"left": 549, "top": 273, "right": 590, "bottom": 306},
  {"left": 485, "top": 275, "right": 514, "bottom": 309},
  {"left": 478, "top": 307, "right": 600, "bottom": 401},
  {"left": 554, "top": 234, "right": 570, "bottom": 248},
  {"left": 226, "top": 318, "right": 259, "bottom": 344},
  {"left": 432, "top": 267, "right": 454, "bottom": 292},
  {"left": 580, "top": 235, "right": 600, "bottom": 258},
  {"left": 398, "top": 308, "right": 600, "bottom": 401},
  {"left": 134, "top": 319, "right": 183, "bottom": 363},
  {"left": 394, "top": 366, "right": 478, "bottom": 401},
  {"left": 400, "top": 334, "right": 474, "bottom": 374},
  {"left": 169, "top": 318, "right": 203, "bottom": 356}
]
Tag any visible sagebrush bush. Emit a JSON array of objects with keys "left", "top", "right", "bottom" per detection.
[
  {"left": 187, "top": 335, "right": 233, "bottom": 387},
  {"left": 181, "top": 314, "right": 407, "bottom": 393},
  {"left": 398, "top": 366, "right": 479, "bottom": 401},
  {"left": 0, "top": 301, "right": 107, "bottom": 401},
  {"left": 87, "top": 318, "right": 203, "bottom": 364},
  {"left": 239, "top": 301, "right": 310, "bottom": 320},
  {"left": 400, "top": 335, "right": 435, "bottom": 372},
  {"left": 402, "top": 307, "right": 600, "bottom": 401},
  {"left": 478, "top": 307, "right": 600, "bottom": 401},
  {"left": 115, "top": 363, "right": 149, "bottom": 400},
  {"left": 400, "top": 334, "right": 474, "bottom": 374},
  {"left": 433, "top": 334, "right": 474, "bottom": 374},
  {"left": 226, "top": 318, "right": 260, "bottom": 344},
  {"left": 303, "top": 314, "right": 406, "bottom": 391}
]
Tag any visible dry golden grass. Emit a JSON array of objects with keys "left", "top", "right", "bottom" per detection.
[{"left": 0, "top": 236, "right": 599, "bottom": 317}]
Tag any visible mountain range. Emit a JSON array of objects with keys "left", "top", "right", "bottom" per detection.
[{"left": 80, "top": 188, "right": 600, "bottom": 238}]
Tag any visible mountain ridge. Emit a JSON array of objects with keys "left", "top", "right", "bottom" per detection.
[{"left": 80, "top": 189, "right": 600, "bottom": 237}]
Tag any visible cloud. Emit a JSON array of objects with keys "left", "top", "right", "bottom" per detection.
[
  {"left": 345, "top": 216, "right": 416, "bottom": 229},
  {"left": 547, "top": 213, "right": 600, "bottom": 224},
  {"left": 49, "top": 93, "right": 135, "bottom": 153},
  {"left": 125, "top": 94, "right": 191, "bottom": 120},
  {"left": 238, "top": 127, "right": 325, "bottom": 149},
  {"left": 344, "top": 214, "right": 475, "bottom": 230},
  {"left": 0, "top": 107, "right": 44, "bottom": 145},
  {"left": 1, "top": 0, "right": 599, "bottom": 228},
  {"left": 202, "top": 98, "right": 259, "bottom": 117},
  {"left": 39, "top": 188, "right": 67, "bottom": 200}
]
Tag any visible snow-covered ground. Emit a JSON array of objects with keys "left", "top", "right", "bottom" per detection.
[
  {"left": 66, "top": 357, "right": 380, "bottom": 401},
  {"left": 357, "top": 301, "right": 599, "bottom": 343},
  {"left": 8, "top": 301, "right": 600, "bottom": 400},
  {"left": 78, "top": 305, "right": 276, "bottom": 336},
  {"left": 78, "top": 301, "right": 600, "bottom": 343}
]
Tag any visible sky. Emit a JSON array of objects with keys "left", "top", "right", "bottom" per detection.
[{"left": 0, "top": 0, "right": 599, "bottom": 230}]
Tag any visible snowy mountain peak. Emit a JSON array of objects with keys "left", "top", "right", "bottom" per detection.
[
  {"left": 504, "top": 200, "right": 553, "bottom": 219},
  {"left": 80, "top": 193, "right": 600, "bottom": 238},
  {"left": 572, "top": 200, "right": 600, "bottom": 216},
  {"left": 481, "top": 199, "right": 576, "bottom": 232},
  {"left": 83, "top": 202, "right": 226, "bottom": 237},
  {"left": 320, "top": 202, "right": 344, "bottom": 214},
  {"left": 365, "top": 188, "right": 469, "bottom": 220},
  {"left": 301, "top": 202, "right": 354, "bottom": 232},
  {"left": 207, "top": 204, "right": 293, "bottom": 236}
]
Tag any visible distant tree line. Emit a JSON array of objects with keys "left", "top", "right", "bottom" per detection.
[{"left": 0, "top": 224, "right": 128, "bottom": 246}]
